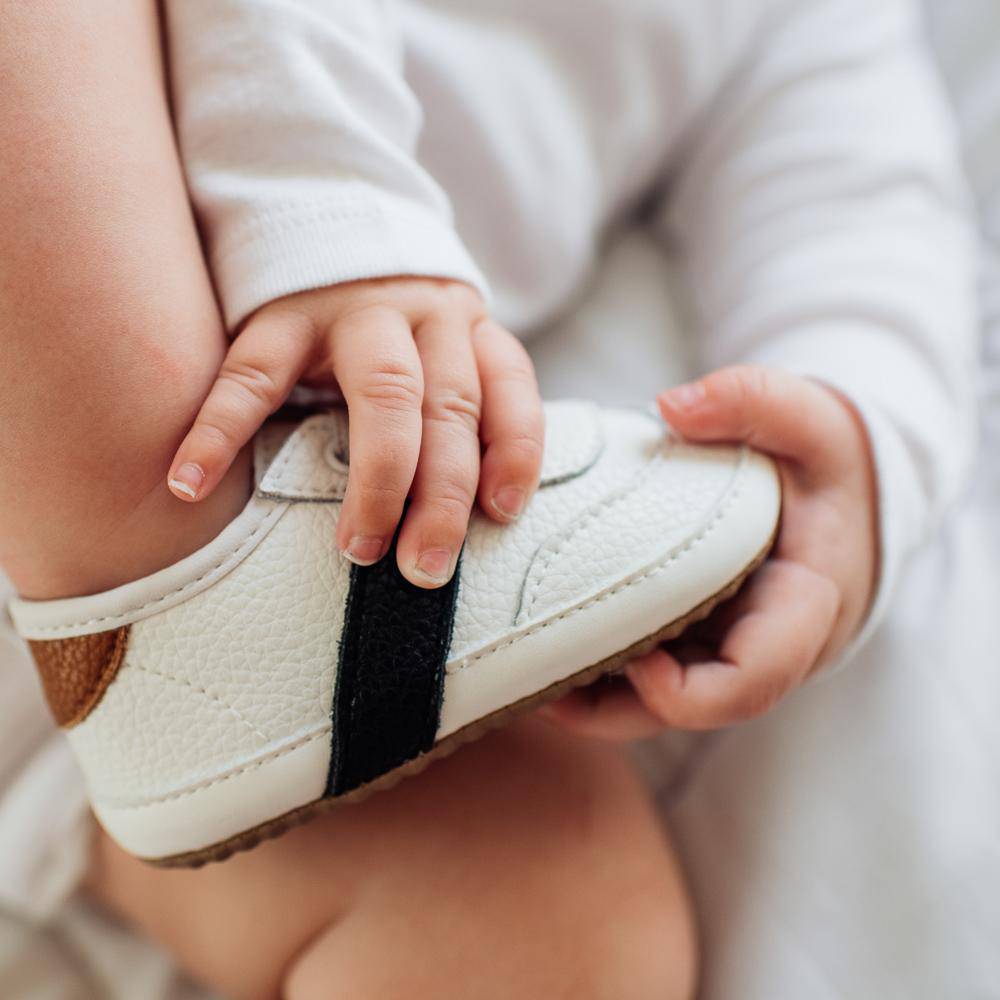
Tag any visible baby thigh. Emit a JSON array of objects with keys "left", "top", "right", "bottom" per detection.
[
  {"left": 87, "top": 720, "right": 696, "bottom": 1000},
  {"left": 0, "top": 0, "right": 249, "bottom": 600}
]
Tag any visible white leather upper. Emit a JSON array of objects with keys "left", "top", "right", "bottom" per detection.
[{"left": 9, "top": 401, "right": 780, "bottom": 858}]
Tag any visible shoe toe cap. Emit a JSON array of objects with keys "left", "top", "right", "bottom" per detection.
[{"left": 513, "top": 407, "right": 780, "bottom": 627}]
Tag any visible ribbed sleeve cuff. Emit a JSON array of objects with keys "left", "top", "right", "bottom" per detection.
[{"left": 210, "top": 193, "right": 491, "bottom": 329}]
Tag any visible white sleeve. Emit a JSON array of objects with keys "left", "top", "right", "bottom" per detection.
[
  {"left": 163, "top": 0, "right": 488, "bottom": 329},
  {"left": 658, "top": 0, "right": 980, "bottom": 650}
]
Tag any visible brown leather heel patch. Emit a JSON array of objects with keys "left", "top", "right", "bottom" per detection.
[{"left": 28, "top": 627, "right": 130, "bottom": 728}]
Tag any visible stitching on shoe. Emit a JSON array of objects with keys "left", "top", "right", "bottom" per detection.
[
  {"left": 517, "top": 442, "right": 671, "bottom": 622},
  {"left": 27, "top": 506, "right": 285, "bottom": 636},
  {"left": 452, "top": 453, "right": 748, "bottom": 673},
  {"left": 132, "top": 663, "right": 272, "bottom": 744},
  {"left": 95, "top": 726, "right": 332, "bottom": 810}
]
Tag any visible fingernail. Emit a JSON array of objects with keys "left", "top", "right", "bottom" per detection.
[
  {"left": 344, "top": 535, "right": 385, "bottom": 567},
  {"left": 662, "top": 382, "right": 706, "bottom": 412},
  {"left": 490, "top": 486, "right": 526, "bottom": 521},
  {"left": 414, "top": 548, "right": 453, "bottom": 585},
  {"left": 168, "top": 463, "right": 205, "bottom": 501}
]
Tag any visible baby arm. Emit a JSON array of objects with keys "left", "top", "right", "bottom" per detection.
[
  {"left": 161, "top": 0, "right": 543, "bottom": 586},
  {"left": 550, "top": 0, "right": 978, "bottom": 737}
]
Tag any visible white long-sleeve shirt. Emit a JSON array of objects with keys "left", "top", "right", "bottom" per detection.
[{"left": 165, "top": 0, "right": 978, "bottom": 643}]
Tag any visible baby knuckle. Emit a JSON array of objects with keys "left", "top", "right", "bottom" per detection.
[
  {"left": 438, "top": 464, "right": 480, "bottom": 501},
  {"left": 489, "top": 364, "right": 540, "bottom": 397},
  {"left": 509, "top": 408, "right": 546, "bottom": 442},
  {"left": 715, "top": 364, "right": 769, "bottom": 409},
  {"left": 424, "top": 489, "right": 475, "bottom": 524},
  {"left": 217, "top": 362, "right": 285, "bottom": 412},
  {"left": 505, "top": 355, "right": 540, "bottom": 384},
  {"left": 423, "top": 388, "right": 482, "bottom": 431},
  {"left": 193, "top": 417, "right": 241, "bottom": 455},
  {"left": 357, "top": 366, "right": 424, "bottom": 412},
  {"left": 335, "top": 301, "right": 404, "bottom": 330}
]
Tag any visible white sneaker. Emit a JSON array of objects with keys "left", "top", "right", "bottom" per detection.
[{"left": 10, "top": 401, "right": 780, "bottom": 867}]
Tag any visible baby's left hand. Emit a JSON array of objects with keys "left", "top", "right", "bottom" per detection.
[{"left": 544, "top": 365, "right": 879, "bottom": 739}]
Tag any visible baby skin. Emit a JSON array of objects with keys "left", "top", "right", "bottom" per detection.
[
  {"left": 87, "top": 719, "right": 696, "bottom": 1000},
  {"left": 0, "top": 1, "right": 877, "bottom": 998}
]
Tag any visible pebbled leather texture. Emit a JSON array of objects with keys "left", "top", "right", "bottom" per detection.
[
  {"left": 27, "top": 627, "right": 129, "bottom": 728},
  {"left": 65, "top": 502, "right": 348, "bottom": 807},
  {"left": 448, "top": 408, "right": 735, "bottom": 654},
  {"left": 8, "top": 399, "right": 781, "bottom": 859},
  {"left": 514, "top": 429, "right": 739, "bottom": 626}
]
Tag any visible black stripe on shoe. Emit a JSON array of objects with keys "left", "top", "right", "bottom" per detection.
[{"left": 326, "top": 534, "right": 461, "bottom": 797}]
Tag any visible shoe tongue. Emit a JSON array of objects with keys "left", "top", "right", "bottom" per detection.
[
  {"left": 254, "top": 421, "right": 296, "bottom": 479},
  {"left": 536, "top": 400, "right": 605, "bottom": 486},
  {"left": 255, "top": 409, "right": 350, "bottom": 501},
  {"left": 253, "top": 399, "right": 606, "bottom": 502}
]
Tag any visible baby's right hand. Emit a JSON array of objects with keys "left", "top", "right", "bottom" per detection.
[{"left": 167, "top": 277, "right": 544, "bottom": 588}]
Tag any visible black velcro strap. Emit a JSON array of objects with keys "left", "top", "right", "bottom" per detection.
[{"left": 326, "top": 535, "right": 460, "bottom": 797}]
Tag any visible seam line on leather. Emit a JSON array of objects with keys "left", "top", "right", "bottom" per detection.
[
  {"left": 92, "top": 727, "right": 331, "bottom": 810},
  {"left": 23, "top": 505, "right": 286, "bottom": 636},
  {"left": 518, "top": 442, "right": 673, "bottom": 621},
  {"left": 453, "top": 452, "right": 750, "bottom": 672},
  {"left": 131, "top": 663, "right": 272, "bottom": 744}
]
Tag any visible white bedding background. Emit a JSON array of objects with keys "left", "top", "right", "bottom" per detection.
[{"left": 1, "top": 4, "right": 998, "bottom": 996}]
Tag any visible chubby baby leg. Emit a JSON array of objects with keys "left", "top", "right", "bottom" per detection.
[
  {"left": 0, "top": 0, "right": 250, "bottom": 601},
  {"left": 87, "top": 719, "right": 697, "bottom": 1000}
]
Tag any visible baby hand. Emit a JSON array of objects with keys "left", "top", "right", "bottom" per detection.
[
  {"left": 167, "top": 278, "right": 544, "bottom": 588},
  {"left": 545, "top": 365, "right": 878, "bottom": 738}
]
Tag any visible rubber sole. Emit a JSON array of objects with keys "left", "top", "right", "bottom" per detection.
[{"left": 152, "top": 534, "right": 774, "bottom": 869}]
